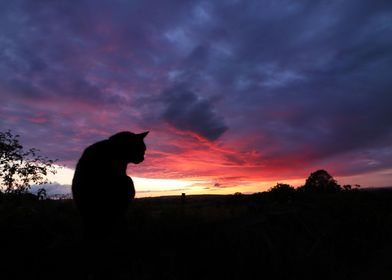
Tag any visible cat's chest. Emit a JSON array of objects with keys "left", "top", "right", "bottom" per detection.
[{"left": 111, "top": 176, "right": 134, "bottom": 201}]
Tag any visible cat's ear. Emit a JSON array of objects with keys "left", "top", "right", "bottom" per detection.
[{"left": 138, "top": 131, "right": 149, "bottom": 139}]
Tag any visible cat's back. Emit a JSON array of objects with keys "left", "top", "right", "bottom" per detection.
[
  {"left": 72, "top": 140, "right": 111, "bottom": 185},
  {"left": 78, "top": 139, "right": 110, "bottom": 166}
]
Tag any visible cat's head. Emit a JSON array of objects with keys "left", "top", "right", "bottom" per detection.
[{"left": 109, "top": 131, "right": 148, "bottom": 164}]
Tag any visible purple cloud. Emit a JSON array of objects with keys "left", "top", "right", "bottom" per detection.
[{"left": 1, "top": 0, "right": 392, "bottom": 187}]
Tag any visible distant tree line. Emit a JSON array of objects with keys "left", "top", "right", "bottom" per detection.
[{"left": 265, "top": 169, "right": 360, "bottom": 201}]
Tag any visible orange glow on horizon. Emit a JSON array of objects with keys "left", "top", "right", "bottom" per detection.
[{"left": 47, "top": 165, "right": 324, "bottom": 198}]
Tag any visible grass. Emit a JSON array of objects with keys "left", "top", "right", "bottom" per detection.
[{"left": 1, "top": 190, "right": 392, "bottom": 279}]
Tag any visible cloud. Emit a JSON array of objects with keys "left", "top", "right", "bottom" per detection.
[
  {"left": 160, "top": 86, "right": 228, "bottom": 141},
  {"left": 1, "top": 0, "right": 392, "bottom": 189}
]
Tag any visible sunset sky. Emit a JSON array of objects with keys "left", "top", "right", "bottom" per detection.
[{"left": 1, "top": 0, "right": 392, "bottom": 197}]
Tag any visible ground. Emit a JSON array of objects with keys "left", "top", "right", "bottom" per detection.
[{"left": 1, "top": 190, "right": 392, "bottom": 279}]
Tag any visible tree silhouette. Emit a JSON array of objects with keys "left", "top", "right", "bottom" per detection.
[
  {"left": 301, "top": 169, "right": 341, "bottom": 192},
  {"left": 268, "top": 183, "right": 296, "bottom": 201},
  {"left": 0, "top": 130, "right": 57, "bottom": 194},
  {"left": 37, "top": 188, "right": 47, "bottom": 200}
]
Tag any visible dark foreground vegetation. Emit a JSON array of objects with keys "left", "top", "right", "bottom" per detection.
[{"left": 1, "top": 188, "right": 392, "bottom": 280}]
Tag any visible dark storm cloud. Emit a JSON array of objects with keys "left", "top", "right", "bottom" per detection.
[
  {"left": 160, "top": 86, "right": 228, "bottom": 141},
  {"left": 200, "top": 0, "right": 392, "bottom": 176},
  {"left": 1, "top": 0, "right": 392, "bottom": 183}
]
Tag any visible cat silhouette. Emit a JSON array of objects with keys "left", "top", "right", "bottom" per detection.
[{"left": 72, "top": 131, "right": 148, "bottom": 277}]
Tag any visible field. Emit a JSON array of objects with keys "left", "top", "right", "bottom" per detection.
[{"left": 1, "top": 190, "right": 392, "bottom": 280}]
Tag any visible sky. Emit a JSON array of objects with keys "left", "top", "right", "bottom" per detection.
[{"left": 1, "top": 0, "right": 392, "bottom": 197}]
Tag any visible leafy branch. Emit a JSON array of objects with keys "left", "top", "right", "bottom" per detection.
[{"left": 0, "top": 130, "right": 57, "bottom": 194}]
